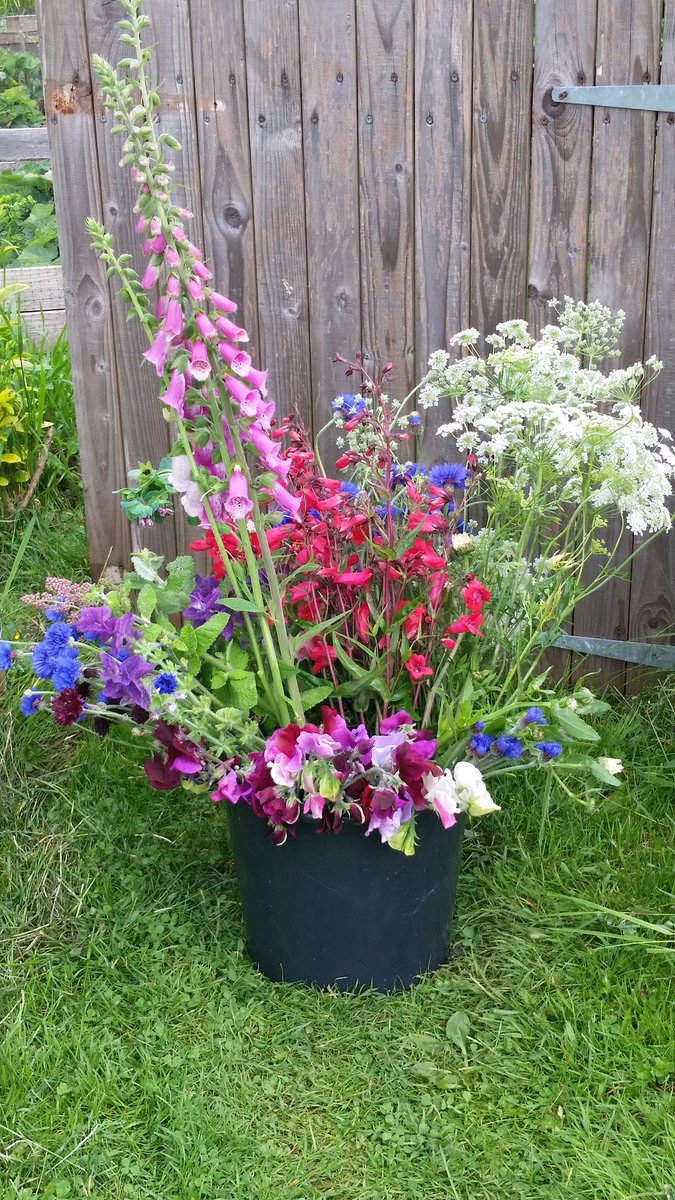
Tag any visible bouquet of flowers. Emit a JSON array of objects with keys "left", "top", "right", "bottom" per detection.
[{"left": 3, "top": 0, "right": 673, "bottom": 855}]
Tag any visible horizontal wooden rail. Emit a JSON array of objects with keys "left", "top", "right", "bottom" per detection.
[{"left": 0, "top": 125, "right": 50, "bottom": 162}]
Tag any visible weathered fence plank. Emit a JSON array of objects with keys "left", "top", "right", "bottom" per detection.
[
  {"left": 470, "top": 0, "right": 534, "bottom": 339},
  {"left": 299, "top": 0, "right": 361, "bottom": 467},
  {"left": 38, "top": 0, "right": 130, "bottom": 578},
  {"left": 626, "top": 0, "right": 675, "bottom": 690},
  {"left": 242, "top": 0, "right": 312, "bottom": 429},
  {"left": 415, "top": 0, "right": 473, "bottom": 454},
  {"left": 572, "top": 0, "right": 662, "bottom": 688},
  {"left": 190, "top": 0, "right": 259, "bottom": 363},
  {"left": 356, "top": 0, "right": 415, "bottom": 397},
  {"left": 528, "top": 0, "right": 597, "bottom": 333}
]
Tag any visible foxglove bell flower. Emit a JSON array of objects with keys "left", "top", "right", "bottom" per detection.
[
  {"left": 160, "top": 369, "right": 187, "bottom": 416},
  {"left": 188, "top": 342, "right": 211, "bottom": 382},
  {"left": 224, "top": 466, "right": 253, "bottom": 522}
]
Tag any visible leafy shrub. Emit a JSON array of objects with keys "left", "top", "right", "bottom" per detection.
[
  {"left": 0, "top": 162, "right": 58, "bottom": 265},
  {"left": 0, "top": 48, "right": 42, "bottom": 127},
  {"left": 0, "top": 287, "right": 78, "bottom": 504}
]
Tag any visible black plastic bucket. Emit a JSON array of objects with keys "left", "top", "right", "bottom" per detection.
[{"left": 227, "top": 802, "right": 465, "bottom": 992}]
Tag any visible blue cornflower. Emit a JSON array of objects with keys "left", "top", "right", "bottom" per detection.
[
  {"left": 409, "top": 413, "right": 421, "bottom": 427},
  {"left": 429, "top": 462, "right": 469, "bottom": 490},
  {"left": 44, "top": 620, "right": 75, "bottom": 651},
  {"left": 32, "top": 640, "right": 59, "bottom": 679},
  {"left": 45, "top": 601, "right": 68, "bottom": 622},
  {"left": 339, "top": 481, "right": 360, "bottom": 496},
  {"left": 332, "top": 393, "right": 366, "bottom": 416},
  {"left": 155, "top": 672, "right": 178, "bottom": 695},
  {"left": 524, "top": 706, "right": 548, "bottom": 725},
  {"left": 0, "top": 640, "right": 13, "bottom": 671},
  {"left": 20, "top": 690, "right": 42, "bottom": 717},
  {"left": 538, "top": 742, "right": 563, "bottom": 760},
  {"left": 495, "top": 735, "right": 524, "bottom": 760},
  {"left": 407, "top": 463, "right": 428, "bottom": 479},
  {"left": 376, "top": 504, "right": 405, "bottom": 520},
  {"left": 52, "top": 649, "right": 82, "bottom": 693},
  {"left": 472, "top": 720, "right": 486, "bottom": 732},
  {"left": 470, "top": 733, "right": 494, "bottom": 757}
]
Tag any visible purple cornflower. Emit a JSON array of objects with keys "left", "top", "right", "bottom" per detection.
[
  {"left": 182, "top": 574, "right": 227, "bottom": 628},
  {"left": 470, "top": 733, "right": 494, "bottom": 757},
  {"left": 429, "top": 462, "right": 469, "bottom": 490},
  {"left": 495, "top": 736, "right": 524, "bottom": 760},
  {"left": 100, "top": 652, "right": 154, "bottom": 709}
]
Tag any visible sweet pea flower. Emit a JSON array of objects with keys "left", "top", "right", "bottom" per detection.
[
  {"left": 211, "top": 770, "right": 244, "bottom": 804},
  {"left": 453, "top": 761, "right": 500, "bottom": 816},
  {"left": 423, "top": 769, "right": 460, "bottom": 828},
  {"left": 405, "top": 654, "right": 434, "bottom": 682},
  {"left": 296, "top": 730, "right": 341, "bottom": 759}
]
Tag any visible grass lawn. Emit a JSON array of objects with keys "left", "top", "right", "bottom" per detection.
[{"left": 1, "top": 505, "right": 674, "bottom": 1200}]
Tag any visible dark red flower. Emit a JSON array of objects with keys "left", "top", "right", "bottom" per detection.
[{"left": 51, "top": 688, "right": 85, "bottom": 726}]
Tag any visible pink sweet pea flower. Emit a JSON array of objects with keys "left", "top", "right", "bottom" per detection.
[
  {"left": 216, "top": 316, "right": 249, "bottom": 342},
  {"left": 141, "top": 261, "right": 159, "bottom": 290},
  {"left": 272, "top": 481, "right": 302, "bottom": 520},
  {"left": 189, "top": 342, "right": 211, "bottom": 382},
  {"left": 195, "top": 311, "right": 218, "bottom": 340},
  {"left": 303, "top": 793, "right": 326, "bottom": 820},
  {"left": 160, "top": 369, "right": 186, "bottom": 416},
  {"left": 218, "top": 340, "right": 251, "bottom": 376},
  {"left": 211, "top": 770, "right": 243, "bottom": 804},
  {"left": 224, "top": 466, "right": 253, "bottom": 521},
  {"left": 296, "top": 730, "right": 341, "bottom": 759},
  {"left": 143, "top": 328, "right": 171, "bottom": 376},
  {"left": 209, "top": 291, "right": 238, "bottom": 314}
]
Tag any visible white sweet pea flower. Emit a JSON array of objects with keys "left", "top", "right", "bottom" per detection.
[
  {"left": 423, "top": 770, "right": 460, "bottom": 829},
  {"left": 598, "top": 757, "right": 623, "bottom": 776},
  {"left": 453, "top": 761, "right": 500, "bottom": 817}
]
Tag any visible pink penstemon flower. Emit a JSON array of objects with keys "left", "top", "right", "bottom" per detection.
[{"left": 224, "top": 466, "right": 253, "bottom": 522}]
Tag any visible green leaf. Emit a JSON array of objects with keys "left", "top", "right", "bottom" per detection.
[
  {"left": 300, "top": 683, "right": 336, "bottom": 710},
  {"left": 445, "top": 1011, "right": 471, "bottom": 1056},
  {"left": 194, "top": 613, "right": 231, "bottom": 655},
  {"left": 210, "top": 670, "right": 229, "bottom": 691},
  {"left": 131, "top": 549, "right": 164, "bottom": 583},
  {"left": 221, "top": 596, "right": 263, "bottom": 613},
  {"left": 228, "top": 641, "right": 249, "bottom": 671},
  {"left": 580, "top": 756, "right": 624, "bottom": 788},
  {"left": 155, "top": 588, "right": 189, "bottom": 616},
  {"left": 229, "top": 674, "right": 257, "bottom": 713},
  {"left": 550, "top": 703, "right": 600, "bottom": 743},
  {"left": 166, "top": 554, "right": 196, "bottom": 595},
  {"left": 137, "top": 584, "right": 157, "bottom": 621}
]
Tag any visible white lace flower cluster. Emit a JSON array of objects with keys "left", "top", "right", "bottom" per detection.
[{"left": 423, "top": 300, "right": 674, "bottom": 535}]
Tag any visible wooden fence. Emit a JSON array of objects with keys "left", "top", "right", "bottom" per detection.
[{"left": 37, "top": 0, "right": 674, "bottom": 685}]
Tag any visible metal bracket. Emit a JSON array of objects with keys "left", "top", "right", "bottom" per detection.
[
  {"left": 552, "top": 634, "right": 675, "bottom": 668},
  {"left": 551, "top": 84, "right": 675, "bottom": 113}
]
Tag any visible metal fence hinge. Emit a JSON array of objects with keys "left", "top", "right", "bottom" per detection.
[{"left": 551, "top": 84, "right": 675, "bottom": 113}]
